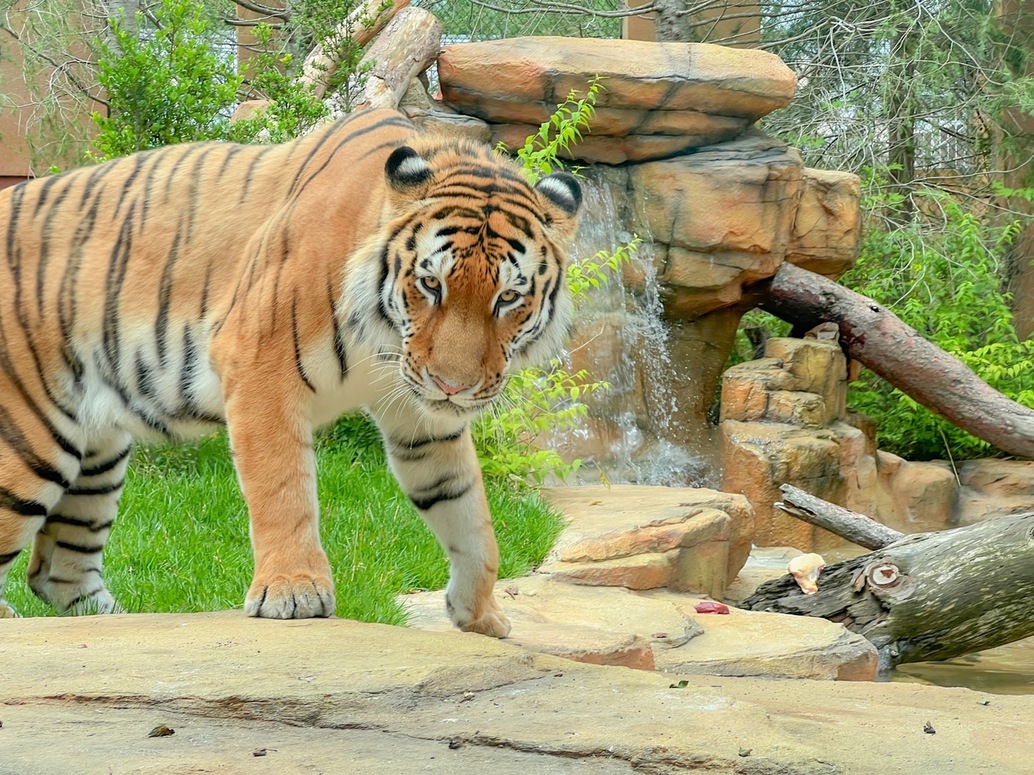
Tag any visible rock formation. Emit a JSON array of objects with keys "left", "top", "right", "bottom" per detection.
[{"left": 419, "top": 36, "right": 863, "bottom": 477}]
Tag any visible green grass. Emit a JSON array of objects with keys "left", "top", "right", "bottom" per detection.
[{"left": 3, "top": 417, "right": 564, "bottom": 623}]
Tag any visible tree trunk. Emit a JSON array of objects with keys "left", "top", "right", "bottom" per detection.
[
  {"left": 996, "top": 0, "right": 1034, "bottom": 337},
  {"left": 759, "top": 262, "right": 1034, "bottom": 459},
  {"left": 349, "top": 8, "right": 442, "bottom": 113},
  {"left": 299, "top": 0, "right": 411, "bottom": 100},
  {"left": 742, "top": 509, "right": 1034, "bottom": 668}
]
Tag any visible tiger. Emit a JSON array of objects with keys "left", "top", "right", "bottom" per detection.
[{"left": 0, "top": 107, "right": 582, "bottom": 637}]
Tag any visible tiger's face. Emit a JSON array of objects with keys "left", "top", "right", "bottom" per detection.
[{"left": 376, "top": 143, "right": 582, "bottom": 417}]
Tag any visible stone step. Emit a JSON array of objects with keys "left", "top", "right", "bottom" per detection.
[{"left": 401, "top": 575, "right": 878, "bottom": 681}]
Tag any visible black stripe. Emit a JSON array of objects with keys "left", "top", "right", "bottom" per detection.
[
  {"left": 0, "top": 405, "right": 71, "bottom": 488},
  {"left": 80, "top": 448, "right": 131, "bottom": 478},
  {"left": 102, "top": 200, "right": 136, "bottom": 373},
  {"left": 36, "top": 181, "right": 73, "bottom": 319},
  {"left": 241, "top": 146, "right": 275, "bottom": 203},
  {"left": 410, "top": 482, "right": 472, "bottom": 512},
  {"left": 4, "top": 182, "right": 26, "bottom": 277},
  {"left": 113, "top": 151, "right": 147, "bottom": 219},
  {"left": 328, "top": 283, "right": 348, "bottom": 379},
  {"left": 47, "top": 514, "right": 114, "bottom": 533},
  {"left": 0, "top": 347, "right": 81, "bottom": 461},
  {"left": 65, "top": 480, "right": 124, "bottom": 497},
  {"left": 55, "top": 540, "right": 105, "bottom": 554},
  {"left": 0, "top": 550, "right": 20, "bottom": 565},
  {"left": 31, "top": 173, "right": 63, "bottom": 218},
  {"left": 0, "top": 487, "right": 48, "bottom": 517},
  {"left": 291, "top": 295, "right": 315, "bottom": 393},
  {"left": 390, "top": 428, "right": 464, "bottom": 452},
  {"left": 291, "top": 117, "right": 413, "bottom": 200},
  {"left": 64, "top": 587, "right": 104, "bottom": 610},
  {"left": 155, "top": 219, "right": 184, "bottom": 368}
]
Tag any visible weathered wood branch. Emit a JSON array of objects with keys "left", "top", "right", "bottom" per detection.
[
  {"left": 743, "top": 507, "right": 1034, "bottom": 668},
  {"left": 350, "top": 8, "right": 442, "bottom": 113},
  {"left": 760, "top": 262, "right": 1034, "bottom": 459},
  {"left": 777, "top": 484, "right": 903, "bottom": 550},
  {"left": 299, "top": 0, "right": 411, "bottom": 100}
]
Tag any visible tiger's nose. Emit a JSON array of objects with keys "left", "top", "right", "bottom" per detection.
[{"left": 430, "top": 374, "right": 472, "bottom": 396}]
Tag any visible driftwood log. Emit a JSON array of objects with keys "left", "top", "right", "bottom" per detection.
[
  {"left": 760, "top": 262, "right": 1034, "bottom": 458},
  {"left": 743, "top": 486, "right": 1034, "bottom": 669},
  {"left": 351, "top": 8, "right": 443, "bottom": 112},
  {"left": 776, "top": 484, "right": 904, "bottom": 550},
  {"left": 299, "top": 0, "right": 410, "bottom": 99}
]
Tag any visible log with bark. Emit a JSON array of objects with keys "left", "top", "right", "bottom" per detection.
[
  {"left": 742, "top": 485, "right": 1034, "bottom": 669},
  {"left": 759, "top": 262, "right": 1034, "bottom": 459},
  {"left": 298, "top": 0, "right": 411, "bottom": 100},
  {"left": 350, "top": 8, "right": 443, "bottom": 112}
]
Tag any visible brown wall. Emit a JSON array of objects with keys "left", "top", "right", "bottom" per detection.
[{"left": 624, "top": 1, "right": 761, "bottom": 47}]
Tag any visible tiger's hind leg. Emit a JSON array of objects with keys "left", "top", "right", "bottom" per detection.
[{"left": 28, "top": 434, "right": 131, "bottom": 615}]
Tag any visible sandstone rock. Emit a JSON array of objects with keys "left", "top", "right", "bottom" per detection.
[
  {"left": 542, "top": 485, "right": 754, "bottom": 594},
  {"left": 403, "top": 576, "right": 876, "bottom": 681},
  {"left": 543, "top": 551, "right": 676, "bottom": 590},
  {"left": 786, "top": 167, "right": 862, "bottom": 278},
  {"left": 400, "top": 80, "right": 494, "bottom": 144},
  {"left": 721, "top": 338, "right": 882, "bottom": 550},
  {"left": 438, "top": 38, "right": 796, "bottom": 163},
  {"left": 629, "top": 132, "right": 803, "bottom": 317},
  {"left": 638, "top": 590, "right": 878, "bottom": 681},
  {"left": 489, "top": 121, "right": 742, "bottom": 165},
  {"left": 5, "top": 612, "right": 1034, "bottom": 774},
  {"left": 956, "top": 459, "right": 1034, "bottom": 526}
]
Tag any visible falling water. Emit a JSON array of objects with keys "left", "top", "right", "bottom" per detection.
[{"left": 544, "top": 173, "right": 716, "bottom": 488}]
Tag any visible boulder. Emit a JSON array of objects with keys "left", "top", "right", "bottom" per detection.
[
  {"left": 438, "top": 37, "right": 796, "bottom": 162},
  {"left": 627, "top": 131, "right": 804, "bottom": 317},
  {"left": 541, "top": 485, "right": 755, "bottom": 596}
]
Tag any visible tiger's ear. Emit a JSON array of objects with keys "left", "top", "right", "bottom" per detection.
[
  {"left": 385, "top": 146, "right": 434, "bottom": 204},
  {"left": 535, "top": 172, "right": 582, "bottom": 240}
]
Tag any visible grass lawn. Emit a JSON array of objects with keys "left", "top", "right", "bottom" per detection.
[{"left": 3, "top": 417, "right": 565, "bottom": 624}]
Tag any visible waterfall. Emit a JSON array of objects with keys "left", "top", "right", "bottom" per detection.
[{"left": 544, "top": 173, "right": 718, "bottom": 488}]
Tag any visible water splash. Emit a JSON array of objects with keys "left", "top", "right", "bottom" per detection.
[{"left": 545, "top": 173, "right": 716, "bottom": 487}]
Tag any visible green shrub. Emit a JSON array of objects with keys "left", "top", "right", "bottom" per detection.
[{"left": 93, "top": 0, "right": 241, "bottom": 158}]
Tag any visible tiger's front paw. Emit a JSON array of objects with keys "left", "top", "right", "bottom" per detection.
[
  {"left": 245, "top": 574, "right": 335, "bottom": 619},
  {"left": 448, "top": 593, "right": 511, "bottom": 638}
]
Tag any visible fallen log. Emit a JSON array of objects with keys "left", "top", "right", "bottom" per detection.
[
  {"left": 299, "top": 0, "right": 410, "bottom": 100},
  {"left": 777, "top": 484, "right": 903, "bottom": 550},
  {"left": 350, "top": 7, "right": 442, "bottom": 112},
  {"left": 760, "top": 262, "right": 1034, "bottom": 459},
  {"left": 742, "top": 499, "right": 1034, "bottom": 669}
]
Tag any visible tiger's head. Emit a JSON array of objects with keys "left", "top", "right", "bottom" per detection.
[{"left": 371, "top": 138, "right": 582, "bottom": 417}]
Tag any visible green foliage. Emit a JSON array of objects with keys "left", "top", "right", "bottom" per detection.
[
  {"left": 842, "top": 182, "right": 1034, "bottom": 460},
  {"left": 226, "top": 23, "right": 328, "bottom": 144},
  {"left": 92, "top": 0, "right": 241, "bottom": 158},
  {"left": 512, "top": 77, "right": 601, "bottom": 183}
]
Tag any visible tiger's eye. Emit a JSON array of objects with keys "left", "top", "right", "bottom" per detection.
[
  {"left": 498, "top": 290, "right": 520, "bottom": 304},
  {"left": 419, "top": 276, "right": 441, "bottom": 296}
]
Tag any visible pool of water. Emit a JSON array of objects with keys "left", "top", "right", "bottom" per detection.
[{"left": 893, "top": 637, "right": 1034, "bottom": 695}]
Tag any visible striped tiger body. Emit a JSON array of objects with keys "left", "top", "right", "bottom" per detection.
[{"left": 0, "top": 108, "right": 582, "bottom": 636}]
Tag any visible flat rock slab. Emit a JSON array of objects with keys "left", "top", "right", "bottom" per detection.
[
  {"left": 542, "top": 485, "right": 755, "bottom": 596},
  {"left": 403, "top": 576, "right": 877, "bottom": 680},
  {"left": 438, "top": 37, "right": 796, "bottom": 162},
  {"left": 3, "top": 612, "right": 1034, "bottom": 774}
]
